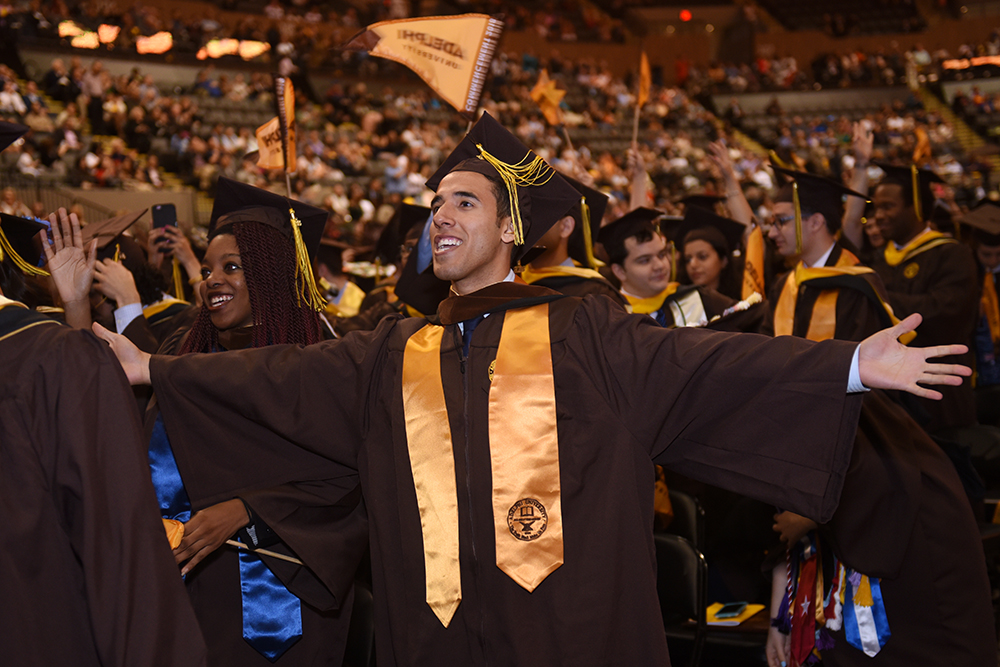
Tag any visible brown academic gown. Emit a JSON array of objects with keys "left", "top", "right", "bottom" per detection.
[
  {"left": 147, "top": 326, "right": 367, "bottom": 667},
  {"left": 761, "top": 244, "right": 892, "bottom": 342},
  {"left": 760, "top": 250, "right": 996, "bottom": 665},
  {"left": 0, "top": 303, "right": 206, "bottom": 667},
  {"left": 527, "top": 272, "right": 629, "bottom": 308},
  {"left": 872, "top": 240, "right": 978, "bottom": 432},
  {"left": 148, "top": 282, "right": 864, "bottom": 667}
]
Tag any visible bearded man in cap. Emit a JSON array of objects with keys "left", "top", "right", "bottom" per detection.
[{"left": 97, "top": 113, "right": 971, "bottom": 667}]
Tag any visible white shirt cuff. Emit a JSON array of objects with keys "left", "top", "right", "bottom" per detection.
[
  {"left": 114, "top": 303, "right": 144, "bottom": 334},
  {"left": 847, "top": 345, "right": 869, "bottom": 394}
]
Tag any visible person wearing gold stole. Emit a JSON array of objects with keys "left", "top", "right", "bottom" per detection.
[
  {"left": 869, "top": 163, "right": 979, "bottom": 434},
  {"left": 96, "top": 112, "right": 972, "bottom": 667},
  {"left": 758, "top": 169, "right": 994, "bottom": 667}
]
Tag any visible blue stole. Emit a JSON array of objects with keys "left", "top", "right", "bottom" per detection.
[{"left": 148, "top": 413, "right": 302, "bottom": 660}]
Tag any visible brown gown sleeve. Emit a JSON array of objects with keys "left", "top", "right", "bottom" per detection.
[
  {"left": 123, "top": 313, "right": 162, "bottom": 354},
  {"left": 571, "top": 295, "right": 863, "bottom": 523},
  {"left": 149, "top": 316, "right": 399, "bottom": 508},
  {"left": 48, "top": 331, "right": 207, "bottom": 666}
]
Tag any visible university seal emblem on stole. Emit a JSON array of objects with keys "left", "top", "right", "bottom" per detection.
[
  {"left": 488, "top": 359, "right": 496, "bottom": 382},
  {"left": 903, "top": 262, "right": 919, "bottom": 279},
  {"left": 508, "top": 498, "right": 548, "bottom": 541}
]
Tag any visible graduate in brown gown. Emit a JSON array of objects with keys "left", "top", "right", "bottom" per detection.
[
  {"left": 760, "top": 169, "right": 895, "bottom": 342},
  {"left": 869, "top": 163, "right": 979, "bottom": 433},
  {"left": 520, "top": 174, "right": 626, "bottom": 307},
  {"left": 759, "top": 169, "right": 994, "bottom": 667},
  {"left": 147, "top": 178, "right": 367, "bottom": 667},
  {"left": 0, "top": 207, "right": 207, "bottom": 667},
  {"left": 599, "top": 207, "right": 763, "bottom": 332},
  {"left": 97, "top": 113, "right": 971, "bottom": 667}
]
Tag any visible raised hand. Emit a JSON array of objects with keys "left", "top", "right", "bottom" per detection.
[
  {"left": 851, "top": 120, "right": 873, "bottom": 168},
  {"left": 92, "top": 322, "right": 151, "bottom": 385},
  {"left": 41, "top": 207, "right": 97, "bottom": 307},
  {"left": 858, "top": 313, "right": 971, "bottom": 399}
]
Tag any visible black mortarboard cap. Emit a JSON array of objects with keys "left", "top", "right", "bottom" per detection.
[
  {"left": 677, "top": 194, "right": 726, "bottom": 211},
  {"left": 561, "top": 174, "right": 608, "bottom": 268},
  {"left": 873, "top": 161, "right": 945, "bottom": 222},
  {"left": 772, "top": 167, "right": 866, "bottom": 226},
  {"left": 0, "top": 121, "right": 28, "bottom": 153},
  {"left": 962, "top": 200, "right": 1000, "bottom": 246},
  {"left": 0, "top": 213, "right": 47, "bottom": 274},
  {"left": 595, "top": 207, "right": 664, "bottom": 264},
  {"left": 81, "top": 209, "right": 148, "bottom": 268},
  {"left": 316, "top": 238, "right": 353, "bottom": 275},
  {"left": 210, "top": 177, "right": 330, "bottom": 310},
  {"left": 374, "top": 203, "right": 432, "bottom": 266},
  {"left": 665, "top": 206, "right": 746, "bottom": 256},
  {"left": 425, "top": 112, "right": 581, "bottom": 263}
]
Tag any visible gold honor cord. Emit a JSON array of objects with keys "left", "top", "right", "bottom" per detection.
[
  {"left": 288, "top": 207, "right": 327, "bottom": 311},
  {"left": 489, "top": 304, "right": 563, "bottom": 591},
  {"left": 0, "top": 228, "right": 48, "bottom": 277},
  {"left": 402, "top": 324, "right": 462, "bottom": 627},
  {"left": 475, "top": 144, "right": 555, "bottom": 247},
  {"left": 171, "top": 256, "right": 184, "bottom": 299},
  {"left": 984, "top": 274, "right": 1000, "bottom": 348},
  {"left": 579, "top": 198, "right": 600, "bottom": 269},
  {"left": 911, "top": 165, "right": 922, "bottom": 222}
]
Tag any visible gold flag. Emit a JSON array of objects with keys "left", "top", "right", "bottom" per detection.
[
  {"left": 343, "top": 14, "right": 504, "bottom": 119},
  {"left": 530, "top": 69, "right": 565, "bottom": 126},
  {"left": 742, "top": 224, "right": 765, "bottom": 299},
  {"left": 637, "top": 51, "right": 651, "bottom": 108},
  {"left": 255, "top": 78, "right": 296, "bottom": 171}
]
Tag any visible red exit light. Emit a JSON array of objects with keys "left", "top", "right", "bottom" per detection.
[{"left": 680, "top": 9, "right": 692, "bottom": 21}]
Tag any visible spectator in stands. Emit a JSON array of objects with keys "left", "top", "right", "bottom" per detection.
[
  {"left": 1, "top": 188, "right": 31, "bottom": 216},
  {"left": 42, "top": 58, "right": 78, "bottom": 103},
  {"left": 24, "top": 100, "right": 54, "bottom": 134},
  {"left": 0, "top": 81, "right": 26, "bottom": 116}
]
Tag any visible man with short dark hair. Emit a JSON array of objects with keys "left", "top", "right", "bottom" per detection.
[
  {"left": 870, "top": 163, "right": 979, "bottom": 433},
  {"left": 97, "top": 113, "right": 970, "bottom": 666}
]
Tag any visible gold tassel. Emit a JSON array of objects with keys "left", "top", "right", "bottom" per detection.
[
  {"left": 793, "top": 181, "right": 803, "bottom": 256},
  {"left": 475, "top": 144, "right": 555, "bottom": 248},
  {"left": 171, "top": 256, "right": 184, "bottom": 299},
  {"left": 289, "top": 206, "right": 327, "bottom": 311},
  {"left": 911, "top": 165, "right": 922, "bottom": 222},
  {"left": 579, "top": 197, "right": 600, "bottom": 269},
  {"left": 0, "top": 227, "right": 49, "bottom": 277},
  {"left": 669, "top": 240, "right": 677, "bottom": 283},
  {"left": 770, "top": 150, "right": 791, "bottom": 170}
]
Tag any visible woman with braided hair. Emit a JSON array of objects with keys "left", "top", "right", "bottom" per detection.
[{"left": 145, "top": 179, "right": 368, "bottom": 667}]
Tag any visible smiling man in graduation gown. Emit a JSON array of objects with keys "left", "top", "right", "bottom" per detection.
[
  {"left": 0, "top": 204, "right": 207, "bottom": 667},
  {"left": 870, "top": 163, "right": 979, "bottom": 433},
  {"left": 97, "top": 112, "right": 970, "bottom": 667}
]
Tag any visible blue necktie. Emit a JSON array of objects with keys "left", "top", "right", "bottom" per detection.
[
  {"left": 147, "top": 414, "right": 302, "bottom": 661},
  {"left": 462, "top": 314, "right": 485, "bottom": 356}
]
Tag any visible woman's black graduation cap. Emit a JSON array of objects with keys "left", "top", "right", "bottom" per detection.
[
  {"left": 424, "top": 112, "right": 581, "bottom": 264},
  {"left": 595, "top": 207, "right": 665, "bottom": 264},
  {"left": 662, "top": 206, "right": 746, "bottom": 256},
  {"left": 0, "top": 213, "right": 48, "bottom": 276},
  {"left": 873, "top": 162, "right": 945, "bottom": 223},
  {"left": 561, "top": 174, "right": 609, "bottom": 269},
  {"left": 962, "top": 200, "right": 1000, "bottom": 246},
  {"left": 0, "top": 120, "right": 28, "bottom": 152},
  {"left": 677, "top": 194, "right": 726, "bottom": 212},
  {"left": 210, "top": 177, "right": 329, "bottom": 310}
]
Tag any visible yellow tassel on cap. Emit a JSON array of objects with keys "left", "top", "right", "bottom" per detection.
[
  {"left": 475, "top": 144, "right": 555, "bottom": 247},
  {"left": 579, "top": 197, "right": 602, "bottom": 269},
  {"left": 792, "top": 181, "right": 803, "bottom": 256},
  {"left": 911, "top": 165, "right": 922, "bottom": 222},
  {"left": 171, "top": 256, "right": 184, "bottom": 299},
  {"left": 0, "top": 227, "right": 49, "bottom": 277},
  {"left": 289, "top": 207, "right": 327, "bottom": 311}
]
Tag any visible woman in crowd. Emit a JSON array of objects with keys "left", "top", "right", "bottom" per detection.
[{"left": 148, "top": 178, "right": 367, "bottom": 666}]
